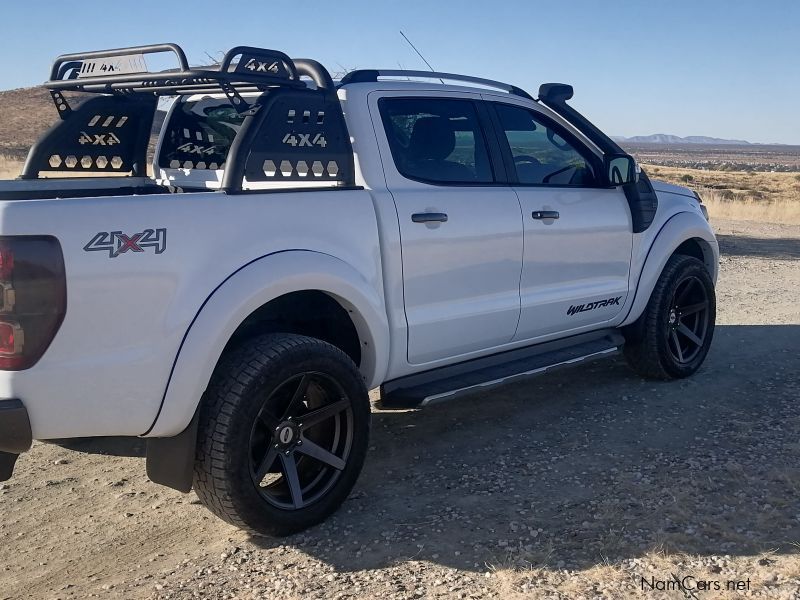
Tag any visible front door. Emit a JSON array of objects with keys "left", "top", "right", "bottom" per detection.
[
  {"left": 488, "top": 101, "right": 633, "bottom": 340},
  {"left": 376, "top": 95, "right": 524, "bottom": 364}
]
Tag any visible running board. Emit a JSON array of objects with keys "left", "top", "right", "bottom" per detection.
[{"left": 380, "top": 329, "right": 625, "bottom": 409}]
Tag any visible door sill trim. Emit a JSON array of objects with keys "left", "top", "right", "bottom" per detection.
[
  {"left": 420, "top": 346, "right": 618, "bottom": 405},
  {"left": 381, "top": 328, "right": 624, "bottom": 408}
]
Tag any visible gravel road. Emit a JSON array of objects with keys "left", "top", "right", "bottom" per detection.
[{"left": 1, "top": 218, "right": 798, "bottom": 600}]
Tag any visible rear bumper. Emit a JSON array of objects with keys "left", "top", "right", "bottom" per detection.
[{"left": 0, "top": 399, "right": 32, "bottom": 454}]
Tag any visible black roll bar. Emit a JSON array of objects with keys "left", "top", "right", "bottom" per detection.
[
  {"left": 49, "top": 43, "right": 190, "bottom": 81},
  {"left": 292, "top": 59, "right": 335, "bottom": 91}
]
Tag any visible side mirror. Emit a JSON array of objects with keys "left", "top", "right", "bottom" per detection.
[{"left": 604, "top": 154, "right": 638, "bottom": 186}]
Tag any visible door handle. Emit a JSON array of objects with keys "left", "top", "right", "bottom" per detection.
[
  {"left": 412, "top": 212, "right": 448, "bottom": 224},
  {"left": 532, "top": 210, "right": 560, "bottom": 220}
]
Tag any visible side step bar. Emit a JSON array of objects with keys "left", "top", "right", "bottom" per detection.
[{"left": 380, "top": 329, "right": 625, "bottom": 409}]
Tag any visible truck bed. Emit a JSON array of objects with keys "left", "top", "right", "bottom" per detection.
[{"left": 0, "top": 185, "right": 382, "bottom": 440}]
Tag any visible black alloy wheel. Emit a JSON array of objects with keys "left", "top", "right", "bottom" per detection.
[
  {"left": 249, "top": 372, "right": 354, "bottom": 510},
  {"left": 665, "top": 275, "right": 711, "bottom": 365}
]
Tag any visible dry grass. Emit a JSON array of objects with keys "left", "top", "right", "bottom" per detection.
[
  {"left": 491, "top": 549, "right": 800, "bottom": 599},
  {"left": 646, "top": 164, "right": 800, "bottom": 224},
  {"left": 0, "top": 155, "right": 21, "bottom": 179},
  {"left": 645, "top": 165, "right": 800, "bottom": 203},
  {"left": 701, "top": 189, "right": 800, "bottom": 224}
]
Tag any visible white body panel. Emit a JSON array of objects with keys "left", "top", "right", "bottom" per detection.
[
  {"left": 512, "top": 185, "right": 632, "bottom": 339},
  {"left": 389, "top": 184, "right": 523, "bottom": 363},
  {"left": 0, "top": 80, "right": 719, "bottom": 443}
]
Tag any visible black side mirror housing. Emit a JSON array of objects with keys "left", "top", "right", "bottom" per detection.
[{"left": 604, "top": 153, "right": 638, "bottom": 186}]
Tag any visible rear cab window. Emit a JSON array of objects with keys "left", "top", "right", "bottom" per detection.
[
  {"left": 158, "top": 97, "right": 245, "bottom": 171},
  {"left": 378, "top": 98, "right": 494, "bottom": 184}
]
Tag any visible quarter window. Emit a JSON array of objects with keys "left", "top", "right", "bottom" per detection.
[
  {"left": 379, "top": 98, "right": 493, "bottom": 184},
  {"left": 495, "top": 104, "right": 596, "bottom": 186}
]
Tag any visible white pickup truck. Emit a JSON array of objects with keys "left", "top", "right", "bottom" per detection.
[{"left": 0, "top": 43, "right": 718, "bottom": 535}]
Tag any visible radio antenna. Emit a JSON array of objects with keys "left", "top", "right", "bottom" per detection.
[{"left": 399, "top": 31, "right": 444, "bottom": 83}]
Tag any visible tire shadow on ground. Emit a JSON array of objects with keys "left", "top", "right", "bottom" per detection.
[{"left": 247, "top": 324, "right": 800, "bottom": 574}]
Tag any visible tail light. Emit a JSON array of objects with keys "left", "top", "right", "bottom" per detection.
[{"left": 0, "top": 237, "right": 66, "bottom": 370}]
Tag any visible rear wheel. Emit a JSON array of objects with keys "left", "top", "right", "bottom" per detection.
[
  {"left": 624, "top": 254, "right": 716, "bottom": 379},
  {"left": 193, "top": 333, "right": 370, "bottom": 536}
]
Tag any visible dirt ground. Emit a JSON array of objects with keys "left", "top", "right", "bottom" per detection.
[{"left": 1, "top": 218, "right": 798, "bottom": 600}]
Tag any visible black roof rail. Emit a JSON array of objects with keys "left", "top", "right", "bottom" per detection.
[
  {"left": 339, "top": 69, "right": 534, "bottom": 101},
  {"left": 44, "top": 43, "right": 337, "bottom": 114}
]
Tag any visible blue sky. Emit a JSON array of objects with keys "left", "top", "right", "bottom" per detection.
[{"left": 0, "top": 0, "right": 797, "bottom": 144}]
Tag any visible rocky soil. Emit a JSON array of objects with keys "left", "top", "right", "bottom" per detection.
[{"left": 1, "top": 218, "right": 799, "bottom": 599}]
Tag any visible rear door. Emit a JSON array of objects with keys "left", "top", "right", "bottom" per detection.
[
  {"left": 486, "top": 100, "right": 633, "bottom": 340},
  {"left": 374, "top": 93, "right": 523, "bottom": 364}
]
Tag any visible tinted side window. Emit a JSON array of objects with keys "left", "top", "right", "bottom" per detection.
[
  {"left": 380, "top": 98, "right": 493, "bottom": 184},
  {"left": 495, "top": 104, "right": 596, "bottom": 186}
]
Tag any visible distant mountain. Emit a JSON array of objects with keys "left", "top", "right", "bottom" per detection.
[{"left": 614, "top": 134, "right": 752, "bottom": 146}]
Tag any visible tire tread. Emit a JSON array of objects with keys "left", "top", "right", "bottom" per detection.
[{"left": 193, "top": 333, "right": 369, "bottom": 536}]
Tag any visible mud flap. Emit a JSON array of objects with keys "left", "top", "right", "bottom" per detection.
[
  {"left": 0, "top": 451, "right": 18, "bottom": 482},
  {"left": 145, "top": 412, "right": 199, "bottom": 493}
]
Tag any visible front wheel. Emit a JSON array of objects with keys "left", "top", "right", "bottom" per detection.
[
  {"left": 623, "top": 254, "right": 716, "bottom": 379},
  {"left": 193, "top": 333, "right": 370, "bottom": 536}
]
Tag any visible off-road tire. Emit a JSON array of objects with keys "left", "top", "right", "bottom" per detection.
[
  {"left": 623, "top": 254, "right": 716, "bottom": 380},
  {"left": 193, "top": 333, "right": 370, "bottom": 536}
]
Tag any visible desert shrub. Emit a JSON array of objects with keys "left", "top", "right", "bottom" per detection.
[{"left": 680, "top": 174, "right": 694, "bottom": 182}]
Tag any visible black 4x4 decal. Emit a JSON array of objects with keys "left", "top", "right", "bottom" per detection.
[{"left": 84, "top": 228, "right": 167, "bottom": 258}]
